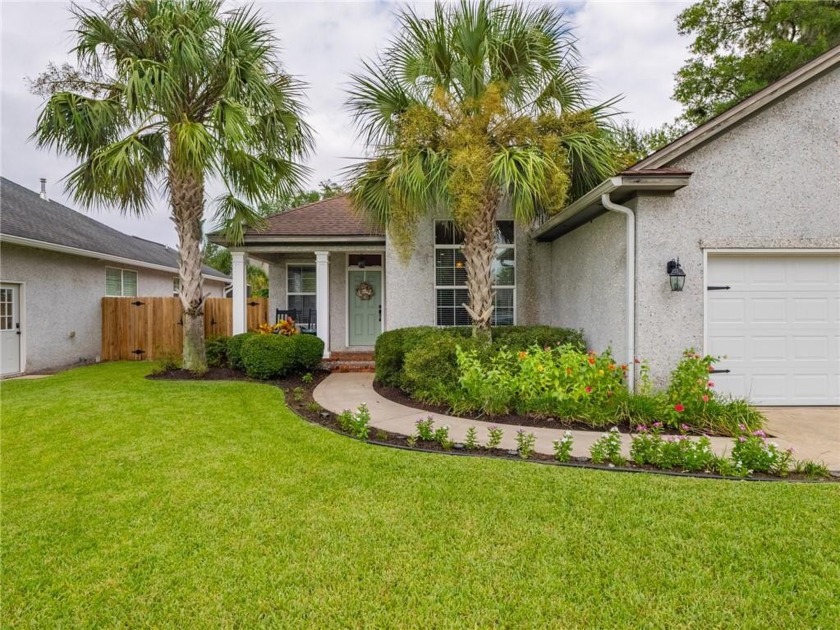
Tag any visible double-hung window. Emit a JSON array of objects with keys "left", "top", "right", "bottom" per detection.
[
  {"left": 105, "top": 267, "right": 138, "bottom": 297},
  {"left": 287, "top": 264, "right": 316, "bottom": 318},
  {"left": 434, "top": 221, "right": 515, "bottom": 326}
]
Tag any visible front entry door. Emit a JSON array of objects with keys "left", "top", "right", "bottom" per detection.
[
  {"left": 0, "top": 283, "right": 22, "bottom": 375},
  {"left": 348, "top": 270, "right": 382, "bottom": 346}
]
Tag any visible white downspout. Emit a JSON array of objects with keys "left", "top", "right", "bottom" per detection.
[{"left": 601, "top": 193, "right": 636, "bottom": 392}]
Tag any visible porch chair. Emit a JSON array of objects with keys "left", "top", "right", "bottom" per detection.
[
  {"left": 299, "top": 309, "right": 317, "bottom": 335},
  {"left": 275, "top": 308, "right": 297, "bottom": 324}
]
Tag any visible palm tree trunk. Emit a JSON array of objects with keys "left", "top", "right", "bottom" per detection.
[
  {"left": 462, "top": 191, "right": 498, "bottom": 342},
  {"left": 171, "top": 170, "right": 207, "bottom": 372}
]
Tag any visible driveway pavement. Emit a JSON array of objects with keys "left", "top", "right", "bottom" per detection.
[{"left": 761, "top": 407, "right": 840, "bottom": 470}]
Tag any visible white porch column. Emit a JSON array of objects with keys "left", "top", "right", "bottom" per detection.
[
  {"left": 231, "top": 251, "right": 248, "bottom": 334},
  {"left": 315, "top": 250, "right": 330, "bottom": 358}
]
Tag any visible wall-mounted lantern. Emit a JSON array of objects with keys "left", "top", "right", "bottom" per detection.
[{"left": 666, "top": 258, "right": 686, "bottom": 292}]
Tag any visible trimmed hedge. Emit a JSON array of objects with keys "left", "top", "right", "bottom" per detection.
[
  {"left": 241, "top": 335, "right": 296, "bottom": 380},
  {"left": 402, "top": 336, "right": 489, "bottom": 404},
  {"left": 375, "top": 325, "right": 585, "bottom": 390},
  {"left": 227, "top": 333, "right": 256, "bottom": 371},
  {"left": 293, "top": 334, "right": 325, "bottom": 371}
]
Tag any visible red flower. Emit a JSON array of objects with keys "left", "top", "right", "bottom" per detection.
[
  {"left": 708, "top": 381, "right": 715, "bottom": 388},
  {"left": 674, "top": 403, "right": 685, "bottom": 413},
  {"left": 585, "top": 386, "right": 593, "bottom": 394},
  {"left": 702, "top": 394, "right": 710, "bottom": 403},
  {"left": 587, "top": 357, "right": 596, "bottom": 365}
]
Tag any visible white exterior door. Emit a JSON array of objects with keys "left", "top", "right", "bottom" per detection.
[
  {"left": 706, "top": 253, "right": 840, "bottom": 405},
  {"left": 0, "top": 283, "right": 22, "bottom": 375}
]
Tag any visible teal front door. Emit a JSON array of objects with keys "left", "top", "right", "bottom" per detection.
[{"left": 348, "top": 270, "right": 382, "bottom": 346}]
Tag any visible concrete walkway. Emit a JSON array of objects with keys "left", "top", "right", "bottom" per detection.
[
  {"left": 314, "top": 373, "right": 725, "bottom": 462},
  {"left": 314, "top": 373, "right": 840, "bottom": 470}
]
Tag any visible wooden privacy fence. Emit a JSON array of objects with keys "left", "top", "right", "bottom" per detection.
[{"left": 101, "top": 297, "right": 268, "bottom": 361}]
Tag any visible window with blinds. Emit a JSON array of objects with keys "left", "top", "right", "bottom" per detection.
[
  {"left": 287, "top": 264, "right": 316, "bottom": 320},
  {"left": 434, "top": 221, "right": 515, "bottom": 326},
  {"left": 105, "top": 267, "right": 138, "bottom": 297}
]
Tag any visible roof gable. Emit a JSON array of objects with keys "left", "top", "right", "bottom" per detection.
[
  {"left": 240, "top": 195, "right": 384, "bottom": 240},
  {"left": 635, "top": 46, "right": 840, "bottom": 170}
]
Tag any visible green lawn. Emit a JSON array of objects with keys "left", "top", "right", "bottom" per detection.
[{"left": 2, "top": 363, "right": 839, "bottom": 628}]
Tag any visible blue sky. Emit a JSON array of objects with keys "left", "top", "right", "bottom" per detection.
[{"left": 1, "top": 1, "right": 691, "bottom": 247}]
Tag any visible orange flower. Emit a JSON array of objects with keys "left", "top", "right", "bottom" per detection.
[
  {"left": 518, "top": 351, "right": 528, "bottom": 361},
  {"left": 587, "top": 357, "right": 596, "bottom": 365},
  {"left": 608, "top": 364, "right": 616, "bottom": 371}
]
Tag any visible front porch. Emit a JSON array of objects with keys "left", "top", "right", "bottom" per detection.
[{"left": 217, "top": 196, "right": 387, "bottom": 358}]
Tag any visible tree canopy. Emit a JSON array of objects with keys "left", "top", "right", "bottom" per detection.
[
  {"left": 674, "top": 0, "right": 840, "bottom": 125},
  {"left": 32, "top": 0, "right": 312, "bottom": 369}
]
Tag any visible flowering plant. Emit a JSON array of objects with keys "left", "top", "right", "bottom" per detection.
[
  {"left": 665, "top": 349, "right": 717, "bottom": 421},
  {"left": 731, "top": 426, "right": 793, "bottom": 475},
  {"left": 553, "top": 431, "right": 574, "bottom": 462},
  {"left": 257, "top": 316, "right": 299, "bottom": 336},
  {"left": 515, "top": 430, "right": 536, "bottom": 459},
  {"left": 590, "top": 427, "right": 624, "bottom": 466}
]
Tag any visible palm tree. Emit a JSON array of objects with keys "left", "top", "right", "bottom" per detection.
[
  {"left": 32, "top": 0, "right": 312, "bottom": 370},
  {"left": 346, "top": 0, "right": 623, "bottom": 340}
]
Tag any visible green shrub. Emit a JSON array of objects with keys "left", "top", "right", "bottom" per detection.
[
  {"left": 493, "top": 325, "right": 585, "bottom": 352},
  {"left": 292, "top": 335, "right": 324, "bottom": 371},
  {"left": 206, "top": 336, "right": 230, "bottom": 368},
  {"left": 402, "top": 335, "right": 488, "bottom": 404},
  {"left": 227, "top": 332, "right": 256, "bottom": 372},
  {"left": 241, "top": 334, "right": 296, "bottom": 380},
  {"left": 374, "top": 325, "right": 581, "bottom": 388}
]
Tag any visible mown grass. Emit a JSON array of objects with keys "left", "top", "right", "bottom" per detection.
[{"left": 2, "top": 363, "right": 839, "bottom": 628}]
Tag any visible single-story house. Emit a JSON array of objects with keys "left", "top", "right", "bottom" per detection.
[
  {"left": 214, "top": 46, "right": 839, "bottom": 406},
  {"left": 0, "top": 177, "right": 229, "bottom": 375}
]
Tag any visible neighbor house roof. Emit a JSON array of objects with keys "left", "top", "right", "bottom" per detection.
[{"left": 0, "top": 177, "right": 229, "bottom": 280}]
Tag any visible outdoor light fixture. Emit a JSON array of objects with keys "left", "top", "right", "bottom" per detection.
[{"left": 667, "top": 258, "right": 686, "bottom": 292}]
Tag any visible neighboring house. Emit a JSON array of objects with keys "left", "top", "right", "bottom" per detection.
[
  {"left": 214, "top": 47, "right": 839, "bottom": 406},
  {"left": 0, "top": 177, "right": 229, "bottom": 375}
]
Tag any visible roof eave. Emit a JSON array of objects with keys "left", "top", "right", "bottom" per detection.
[
  {"left": 0, "top": 233, "right": 229, "bottom": 281},
  {"left": 531, "top": 173, "right": 692, "bottom": 242}
]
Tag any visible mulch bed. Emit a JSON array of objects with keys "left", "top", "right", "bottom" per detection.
[{"left": 148, "top": 368, "right": 835, "bottom": 482}]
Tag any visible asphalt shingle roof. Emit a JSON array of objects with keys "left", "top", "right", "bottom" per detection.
[
  {"left": 244, "top": 195, "right": 385, "bottom": 238},
  {"left": 0, "top": 177, "right": 228, "bottom": 280}
]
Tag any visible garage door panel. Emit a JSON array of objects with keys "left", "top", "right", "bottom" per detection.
[
  {"left": 750, "top": 336, "right": 786, "bottom": 360},
  {"left": 708, "top": 298, "right": 745, "bottom": 323},
  {"left": 793, "top": 374, "right": 830, "bottom": 399},
  {"left": 793, "top": 336, "right": 830, "bottom": 360},
  {"left": 793, "top": 298, "right": 828, "bottom": 322},
  {"left": 751, "top": 298, "right": 787, "bottom": 322},
  {"left": 707, "top": 253, "right": 840, "bottom": 405},
  {"left": 708, "top": 335, "right": 745, "bottom": 359}
]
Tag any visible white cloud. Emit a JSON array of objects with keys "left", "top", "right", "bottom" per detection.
[{"left": 1, "top": 0, "right": 692, "bottom": 248}]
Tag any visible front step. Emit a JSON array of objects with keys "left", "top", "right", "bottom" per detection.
[
  {"left": 323, "top": 352, "right": 376, "bottom": 373},
  {"left": 328, "top": 351, "right": 375, "bottom": 362},
  {"left": 324, "top": 360, "right": 376, "bottom": 373}
]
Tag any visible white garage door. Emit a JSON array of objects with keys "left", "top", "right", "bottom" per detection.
[{"left": 706, "top": 253, "right": 840, "bottom": 405}]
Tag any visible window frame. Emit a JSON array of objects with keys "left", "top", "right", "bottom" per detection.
[
  {"left": 105, "top": 266, "right": 138, "bottom": 297},
  {"left": 433, "top": 220, "right": 516, "bottom": 327}
]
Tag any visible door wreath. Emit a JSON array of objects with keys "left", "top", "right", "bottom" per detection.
[{"left": 355, "top": 281, "right": 375, "bottom": 300}]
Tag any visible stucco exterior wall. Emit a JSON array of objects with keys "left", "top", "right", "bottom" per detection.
[
  {"left": 0, "top": 243, "right": 226, "bottom": 372},
  {"left": 634, "top": 67, "right": 840, "bottom": 383},
  {"left": 547, "top": 209, "right": 629, "bottom": 358},
  {"left": 385, "top": 216, "right": 437, "bottom": 331}
]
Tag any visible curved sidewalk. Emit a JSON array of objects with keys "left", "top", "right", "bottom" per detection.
[{"left": 313, "top": 373, "right": 740, "bottom": 461}]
